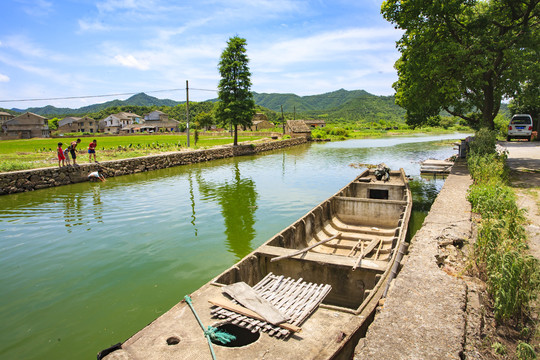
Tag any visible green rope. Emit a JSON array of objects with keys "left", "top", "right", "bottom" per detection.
[
  {"left": 184, "top": 295, "right": 236, "bottom": 360},
  {"left": 204, "top": 326, "right": 236, "bottom": 344}
]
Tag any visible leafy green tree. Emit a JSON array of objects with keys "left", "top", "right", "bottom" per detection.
[
  {"left": 382, "top": 0, "right": 539, "bottom": 129},
  {"left": 48, "top": 117, "right": 59, "bottom": 130},
  {"left": 216, "top": 36, "right": 255, "bottom": 145},
  {"left": 195, "top": 112, "right": 214, "bottom": 130}
]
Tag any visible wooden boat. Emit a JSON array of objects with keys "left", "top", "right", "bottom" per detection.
[{"left": 100, "top": 168, "right": 412, "bottom": 360}]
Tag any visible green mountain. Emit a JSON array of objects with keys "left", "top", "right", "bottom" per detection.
[
  {"left": 252, "top": 89, "right": 372, "bottom": 112},
  {"left": 311, "top": 93, "right": 407, "bottom": 123},
  {"left": 15, "top": 93, "right": 182, "bottom": 116}
]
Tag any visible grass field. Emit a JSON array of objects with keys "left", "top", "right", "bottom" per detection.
[{"left": 0, "top": 134, "right": 264, "bottom": 172}]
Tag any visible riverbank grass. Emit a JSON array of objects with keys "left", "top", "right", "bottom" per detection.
[
  {"left": 467, "top": 129, "right": 540, "bottom": 357},
  {"left": 0, "top": 134, "right": 264, "bottom": 172}
]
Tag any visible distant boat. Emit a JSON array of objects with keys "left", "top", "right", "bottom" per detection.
[{"left": 99, "top": 168, "right": 412, "bottom": 360}]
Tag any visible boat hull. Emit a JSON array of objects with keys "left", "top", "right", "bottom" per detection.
[{"left": 101, "top": 169, "right": 412, "bottom": 360}]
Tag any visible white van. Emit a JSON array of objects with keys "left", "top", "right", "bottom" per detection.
[{"left": 507, "top": 114, "right": 533, "bottom": 141}]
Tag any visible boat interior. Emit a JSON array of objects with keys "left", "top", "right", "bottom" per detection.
[{"left": 212, "top": 170, "right": 410, "bottom": 313}]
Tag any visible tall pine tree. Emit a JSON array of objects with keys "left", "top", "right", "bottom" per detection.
[{"left": 216, "top": 36, "right": 255, "bottom": 146}]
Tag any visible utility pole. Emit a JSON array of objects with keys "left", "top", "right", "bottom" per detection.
[
  {"left": 293, "top": 106, "right": 296, "bottom": 120},
  {"left": 281, "top": 105, "right": 285, "bottom": 135},
  {"left": 186, "top": 80, "right": 190, "bottom": 147}
]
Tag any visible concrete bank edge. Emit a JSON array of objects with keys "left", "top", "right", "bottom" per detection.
[{"left": 0, "top": 138, "right": 308, "bottom": 195}]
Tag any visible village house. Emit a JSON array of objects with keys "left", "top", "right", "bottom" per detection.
[
  {"left": 2, "top": 112, "right": 50, "bottom": 138},
  {"left": 138, "top": 110, "right": 179, "bottom": 133},
  {"left": 285, "top": 120, "right": 311, "bottom": 139},
  {"left": 58, "top": 116, "right": 99, "bottom": 134},
  {"left": 249, "top": 113, "right": 274, "bottom": 131},
  {"left": 0, "top": 111, "right": 15, "bottom": 126},
  {"left": 303, "top": 119, "right": 326, "bottom": 128},
  {"left": 100, "top": 112, "right": 142, "bottom": 134},
  {"left": 58, "top": 116, "right": 81, "bottom": 132}
]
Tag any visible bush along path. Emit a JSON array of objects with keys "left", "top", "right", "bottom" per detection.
[{"left": 466, "top": 129, "right": 540, "bottom": 359}]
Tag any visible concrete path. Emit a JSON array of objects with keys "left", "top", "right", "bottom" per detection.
[{"left": 354, "top": 159, "right": 473, "bottom": 360}]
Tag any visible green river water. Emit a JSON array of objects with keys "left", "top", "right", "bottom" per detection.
[{"left": 0, "top": 134, "right": 467, "bottom": 359}]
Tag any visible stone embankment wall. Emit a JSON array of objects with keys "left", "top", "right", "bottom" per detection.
[{"left": 0, "top": 137, "right": 307, "bottom": 195}]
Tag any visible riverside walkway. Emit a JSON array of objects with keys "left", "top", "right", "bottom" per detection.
[{"left": 354, "top": 159, "right": 473, "bottom": 359}]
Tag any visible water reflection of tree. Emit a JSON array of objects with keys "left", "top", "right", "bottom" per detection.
[{"left": 196, "top": 162, "right": 258, "bottom": 260}]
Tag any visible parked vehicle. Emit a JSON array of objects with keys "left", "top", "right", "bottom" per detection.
[{"left": 507, "top": 114, "right": 533, "bottom": 141}]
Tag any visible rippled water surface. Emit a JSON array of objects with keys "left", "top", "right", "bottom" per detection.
[{"left": 0, "top": 134, "right": 467, "bottom": 359}]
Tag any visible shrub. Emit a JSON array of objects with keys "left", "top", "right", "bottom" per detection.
[
  {"left": 327, "top": 127, "right": 349, "bottom": 137},
  {"left": 467, "top": 185, "right": 522, "bottom": 220},
  {"left": 467, "top": 152, "right": 508, "bottom": 185},
  {"left": 311, "top": 128, "right": 327, "bottom": 139},
  {"left": 469, "top": 128, "right": 497, "bottom": 156},
  {"left": 468, "top": 129, "right": 540, "bottom": 324}
]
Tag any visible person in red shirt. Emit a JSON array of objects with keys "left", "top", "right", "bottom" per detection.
[
  {"left": 57, "top": 142, "right": 66, "bottom": 167},
  {"left": 88, "top": 139, "right": 98, "bottom": 163}
]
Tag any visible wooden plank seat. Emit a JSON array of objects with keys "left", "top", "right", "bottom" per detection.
[{"left": 257, "top": 245, "right": 386, "bottom": 271}]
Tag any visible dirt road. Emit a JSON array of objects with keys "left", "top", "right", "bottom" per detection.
[{"left": 503, "top": 141, "right": 540, "bottom": 259}]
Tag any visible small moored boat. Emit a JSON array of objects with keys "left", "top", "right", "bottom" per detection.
[{"left": 100, "top": 168, "right": 412, "bottom": 360}]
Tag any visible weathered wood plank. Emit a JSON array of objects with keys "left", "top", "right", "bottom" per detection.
[
  {"left": 223, "top": 282, "right": 288, "bottom": 325},
  {"left": 270, "top": 233, "right": 342, "bottom": 262},
  {"left": 352, "top": 238, "right": 380, "bottom": 271}
]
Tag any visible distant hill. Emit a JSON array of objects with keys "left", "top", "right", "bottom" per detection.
[
  {"left": 310, "top": 92, "right": 407, "bottom": 123},
  {"left": 8, "top": 89, "right": 509, "bottom": 124},
  {"left": 252, "top": 89, "right": 372, "bottom": 112},
  {"left": 9, "top": 90, "right": 401, "bottom": 121},
  {"left": 12, "top": 93, "right": 182, "bottom": 116}
]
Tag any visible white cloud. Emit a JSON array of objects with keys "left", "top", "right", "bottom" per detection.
[
  {"left": 0, "top": 73, "right": 10, "bottom": 82},
  {"left": 2, "top": 35, "right": 46, "bottom": 58},
  {"left": 18, "top": 0, "right": 54, "bottom": 18},
  {"left": 252, "top": 27, "right": 400, "bottom": 69},
  {"left": 113, "top": 54, "right": 150, "bottom": 70},
  {"left": 0, "top": 35, "right": 68, "bottom": 62},
  {"left": 78, "top": 19, "right": 110, "bottom": 32},
  {"left": 97, "top": 0, "right": 140, "bottom": 13}
]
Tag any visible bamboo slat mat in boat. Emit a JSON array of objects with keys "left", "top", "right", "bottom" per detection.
[{"left": 211, "top": 272, "right": 332, "bottom": 338}]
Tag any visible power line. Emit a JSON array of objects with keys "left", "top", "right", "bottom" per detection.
[{"left": 0, "top": 88, "right": 189, "bottom": 103}]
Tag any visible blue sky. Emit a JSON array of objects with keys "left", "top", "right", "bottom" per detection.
[{"left": 0, "top": 0, "right": 403, "bottom": 109}]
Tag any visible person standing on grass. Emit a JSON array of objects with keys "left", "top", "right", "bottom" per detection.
[
  {"left": 64, "top": 146, "right": 71, "bottom": 166},
  {"left": 88, "top": 139, "right": 98, "bottom": 163},
  {"left": 57, "top": 142, "right": 66, "bottom": 167},
  {"left": 70, "top": 138, "right": 81, "bottom": 166}
]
